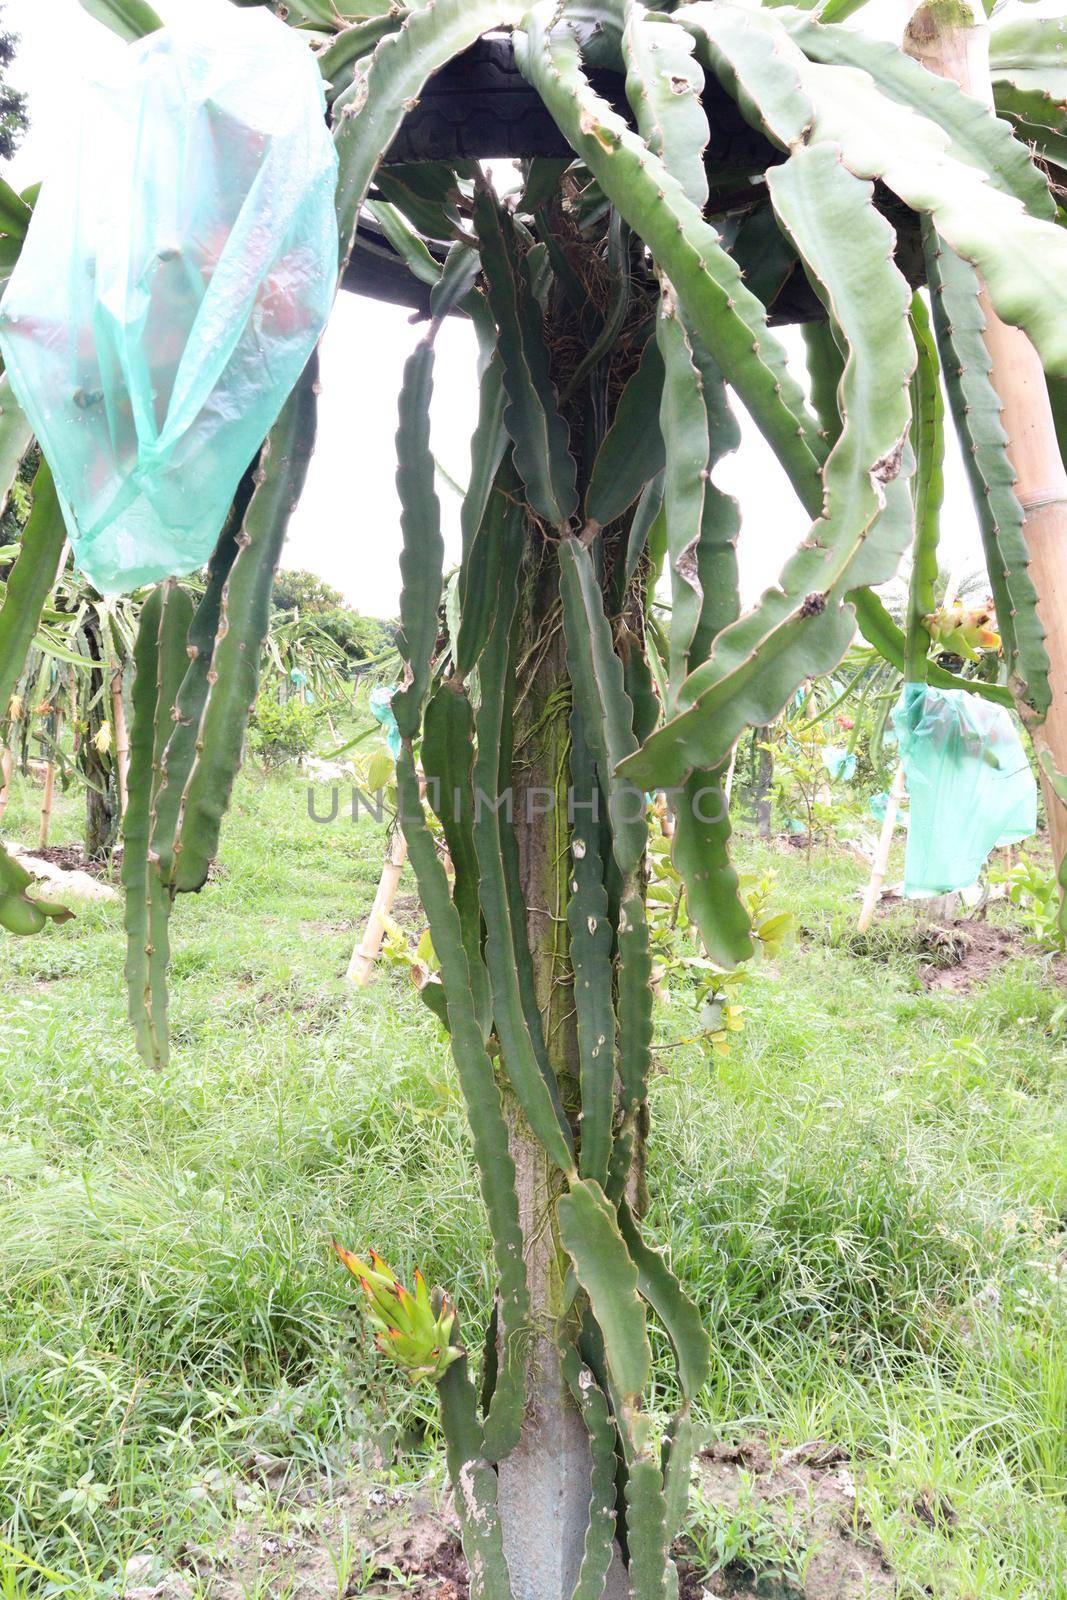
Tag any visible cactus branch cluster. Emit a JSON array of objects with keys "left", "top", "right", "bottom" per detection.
[{"left": 3, "top": 0, "right": 1067, "bottom": 1592}]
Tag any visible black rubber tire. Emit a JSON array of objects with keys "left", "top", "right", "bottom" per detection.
[
  {"left": 383, "top": 34, "right": 600, "bottom": 164},
  {"left": 343, "top": 218, "right": 440, "bottom": 316},
  {"left": 381, "top": 33, "right": 777, "bottom": 175},
  {"left": 342, "top": 35, "right": 829, "bottom": 321}
]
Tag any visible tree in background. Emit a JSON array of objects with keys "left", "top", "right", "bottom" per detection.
[
  {"left": 314, "top": 606, "right": 395, "bottom": 663},
  {"left": 0, "top": 4, "right": 27, "bottom": 164},
  {"left": 271, "top": 567, "right": 346, "bottom": 616},
  {"left": 272, "top": 566, "right": 395, "bottom": 662}
]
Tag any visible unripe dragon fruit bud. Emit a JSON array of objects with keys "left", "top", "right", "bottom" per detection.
[
  {"left": 332, "top": 1241, "right": 462, "bottom": 1384},
  {"left": 923, "top": 603, "right": 1000, "bottom": 660}
]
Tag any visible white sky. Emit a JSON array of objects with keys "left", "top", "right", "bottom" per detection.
[{"left": 3, "top": 0, "right": 983, "bottom": 618}]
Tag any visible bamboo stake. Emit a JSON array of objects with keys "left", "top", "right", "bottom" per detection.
[
  {"left": 652, "top": 791, "right": 675, "bottom": 841},
  {"left": 346, "top": 825, "right": 409, "bottom": 986},
  {"left": 906, "top": 2, "right": 1067, "bottom": 882},
  {"left": 36, "top": 704, "right": 64, "bottom": 850},
  {"left": 346, "top": 766, "right": 441, "bottom": 986},
  {"left": 723, "top": 741, "right": 739, "bottom": 806},
  {"left": 754, "top": 729, "right": 774, "bottom": 838},
  {"left": 38, "top": 745, "right": 57, "bottom": 848},
  {"left": 858, "top": 762, "right": 906, "bottom": 934},
  {"left": 37, "top": 761, "right": 55, "bottom": 851},
  {"left": 0, "top": 740, "right": 14, "bottom": 824},
  {"left": 110, "top": 670, "right": 129, "bottom": 818}
]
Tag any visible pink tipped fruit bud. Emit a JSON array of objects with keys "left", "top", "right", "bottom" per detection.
[{"left": 332, "top": 1241, "right": 462, "bottom": 1384}]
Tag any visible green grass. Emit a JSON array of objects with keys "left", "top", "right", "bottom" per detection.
[{"left": 0, "top": 767, "right": 1064, "bottom": 1598}]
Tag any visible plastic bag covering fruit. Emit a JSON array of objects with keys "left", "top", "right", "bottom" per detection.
[
  {"left": 0, "top": 7, "right": 338, "bottom": 595},
  {"left": 821, "top": 744, "right": 856, "bottom": 782},
  {"left": 892, "top": 684, "right": 1036, "bottom": 896},
  {"left": 369, "top": 686, "right": 402, "bottom": 760}
]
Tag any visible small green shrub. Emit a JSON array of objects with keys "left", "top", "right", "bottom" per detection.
[
  {"left": 248, "top": 696, "right": 322, "bottom": 769},
  {"left": 989, "top": 852, "right": 1065, "bottom": 953}
]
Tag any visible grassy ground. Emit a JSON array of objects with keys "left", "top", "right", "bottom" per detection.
[{"left": 0, "top": 763, "right": 1064, "bottom": 1598}]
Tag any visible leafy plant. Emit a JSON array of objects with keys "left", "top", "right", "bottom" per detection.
[
  {"left": 248, "top": 694, "right": 324, "bottom": 770},
  {"left": 685, "top": 1477, "right": 806, "bottom": 1589},
  {"left": 56, "top": 1469, "right": 108, "bottom": 1518},
  {"left": 316, "top": 608, "right": 396, "bottom": 665},
  {"left": 649, "top": 839, "right": 793, "bottom": 1054},
  {"left": 0, "top": 3, "right": 28, "bottom": 165},
  {"left": 989, "top": 851, "right": 1066, "bottom": 953},
  {"left": 271, "top": 568, "right": 395, "bottom": 665},
  {"left": 764, "top": 708, "right": 865, "bottom": 850}
]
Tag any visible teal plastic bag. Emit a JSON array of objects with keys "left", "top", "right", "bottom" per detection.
[
  {"left": 369, "top": 686, "right": 402, "bottom": 761},
  {"left": 0, "top": 8, "right": 337, "bottom": 595},
  {"left": 869, "top": 790, "right": 890, "bottom": 823},
  {"left": 821, "top": 744, "right": 856, "bottom": 782},
  {"left": 892, "top": 684, "right": 1036, "bottom": 896}
]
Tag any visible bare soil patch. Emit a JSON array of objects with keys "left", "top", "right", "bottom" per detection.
[
  {"left": 917, "top": 920, "right": 1019, "bottom": 992},
  {"left": 679, "top": 1438, "right": 896, "bottom": 1600},
  {"left": 392, "top": 890, "right": 425, "bottom": 927},
  {"left": 841, "top": 904, "right": 1023, "bottom": 992},
  {"left": 126, "top": 1476, "right": 467, "bottom": 1599},
  {"left": 126, "top": 1440, "right": 898, "bottom": 1600},
  {"left": 20, "top": 841, "right": 119, "bottom": 879}
]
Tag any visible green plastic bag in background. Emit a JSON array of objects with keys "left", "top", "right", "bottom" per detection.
[
  {"left": 892, "top": 684, "right": 1036, "bottom": 896},
  {"left": 0, "top": 7, "right": 338, "bottom": 595}
]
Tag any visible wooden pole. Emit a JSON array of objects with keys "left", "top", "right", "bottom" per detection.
[
  {"left": 110, "top": 670, "right": 129, "bottom": 819},
  {"left": 858, "top": 762, "right": 906, "bottom": 934},
  {"left": 906, "top": 2, "right": 1067, "bottom": 880},
  {"left": 0, "top": 739, "right": 14, "bottom": 824},
  {"left": 38, "top": 736, "right": 57, "bottom": 848},
  {"left": 37, "top": 761, "right": 54, "bottom": 851},
  {"left": 753, "top": 727, "right": 774, "bottom": 838},
  {"left": 652, "top": 790, "right": 675, "bottom": 841},
  {"left": 345, "top": 771, "right": 438, "bottom": 987},
  {"left": 346, "top": 826, "right": 409, "bottom": 986},
  {"left": 723, "top": 741, "right": 739, "bottom": 806}
]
